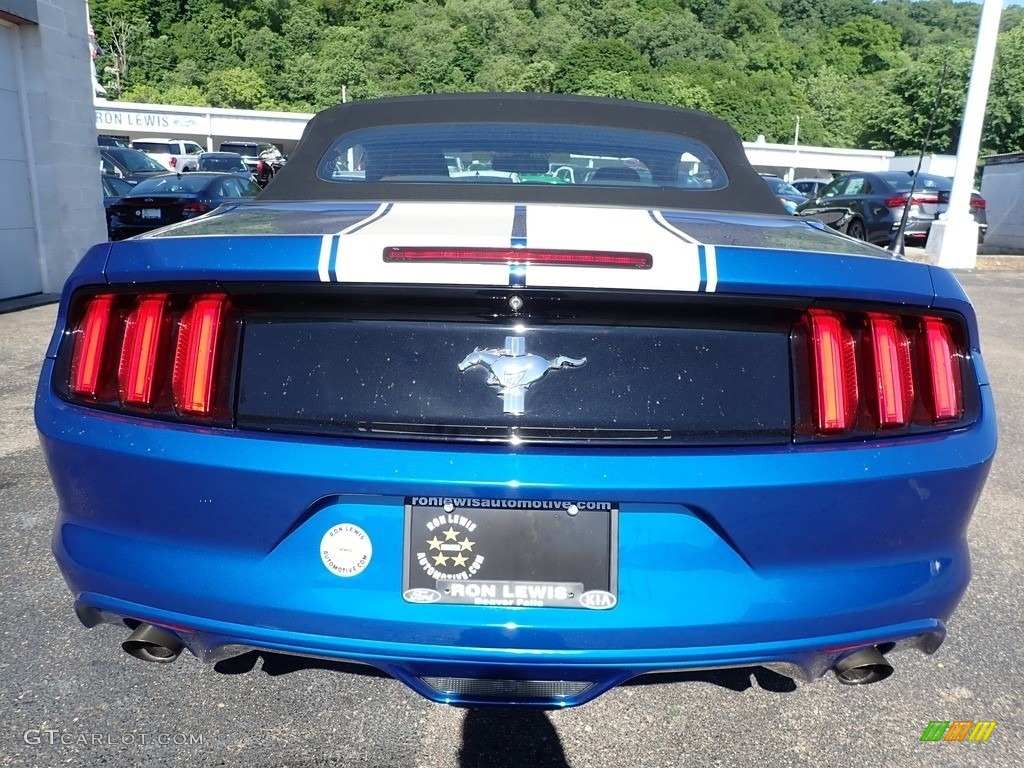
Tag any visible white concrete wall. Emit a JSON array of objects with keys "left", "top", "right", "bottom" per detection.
[
  {"left": 980, "top": 158, "right": 1024, "bottom": 253},
  {"left": 22, "top": 0, "right": 107, "bottom": 293},
  {"left": 887, "top": 154, "right": 959, "bottom": 177},
  {"left": 0, "top": 20, "right": 40, "bottom": 299},
  {"left": 95, "top": 101, "right": 314, "bottom": 154}
]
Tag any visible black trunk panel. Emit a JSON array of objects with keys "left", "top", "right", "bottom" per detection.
[{"left": 236, "top": 317, "right": 792, "bottom": 445}]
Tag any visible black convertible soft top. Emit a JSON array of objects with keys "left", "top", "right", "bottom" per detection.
[{"left": 262, "top": 93, "right": 784, "bottom": 215}]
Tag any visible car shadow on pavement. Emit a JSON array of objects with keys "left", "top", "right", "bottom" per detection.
[
  {"left": 459, "top": 707, "right": 569, "bottom": 768},
  {"left": 214, "top": 651, "right": 571, "bottom": 767},
  {"left": 212, "top": 650, "right": 391, "bottom": 678},
  {"left": 623, "top": 666, "right": 797, "bottom": 693}
]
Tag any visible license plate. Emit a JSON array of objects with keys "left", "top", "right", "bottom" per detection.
[
  {"left": 403, "top": 497, "right": 617, "bottom": 609},
  {"left": 140, "top": 208, "right": 161, "bottom": 219}
]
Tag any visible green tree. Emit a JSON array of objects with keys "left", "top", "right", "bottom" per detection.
[
  {"left": 986, "top": 26, "right": 1024, "bottom": 154},
  {"left": 206, "top": 66, "right": 275, "bottom": 109},
  {"left": 859, "top": 46, "right": 971, "bottom": 154},
  {"left": 626, "top": 8, "right": 726, "bottom": 68},
  {"left": 553, "top": 39, "right": 649, "bottom": 93},
  {"left": 720, "top": 0, "right": 778, "bottom": 40},
  {"left": 825, "top": 16, "right": 902, "bottom": 74}
]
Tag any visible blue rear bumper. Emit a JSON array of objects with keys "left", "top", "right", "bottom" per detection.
[{"left": 37, "top": 359, "right": 996, "bottom": 706}]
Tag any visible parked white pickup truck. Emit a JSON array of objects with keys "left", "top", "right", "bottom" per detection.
[{"left": 130, "top": 138, "right": 205, "bottom": 172}]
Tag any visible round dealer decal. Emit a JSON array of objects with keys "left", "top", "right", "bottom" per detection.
[{"left": 320, "top": 523, "right": 372, "bottom": 577}]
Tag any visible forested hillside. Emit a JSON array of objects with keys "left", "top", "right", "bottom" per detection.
[{"left": 90, "top": 0, "right": 1024, "bottom": 155}]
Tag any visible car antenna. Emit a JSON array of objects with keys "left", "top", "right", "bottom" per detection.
[{"left": 889, "top": 61, "right": 950, "bottom": 256}]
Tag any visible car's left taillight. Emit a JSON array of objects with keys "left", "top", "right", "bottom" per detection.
[{"left": 60, "top": 290, "right": 238, "bottom": 424}]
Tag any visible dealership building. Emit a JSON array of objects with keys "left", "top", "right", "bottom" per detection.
[{"left": 2, "top": 0, "right": 1021, "bottom": 306}]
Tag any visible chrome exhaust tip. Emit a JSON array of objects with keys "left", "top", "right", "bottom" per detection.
[
  {"left": 832, "top": 647, "right": 894, "bottom": 685},
  {"left": 122, "top": 623, "right": 184, "bottom": 664}
]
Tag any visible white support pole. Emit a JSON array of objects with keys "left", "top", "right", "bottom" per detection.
[{"left": 928, "top": 0, "right": 1002, "bottom": 269}]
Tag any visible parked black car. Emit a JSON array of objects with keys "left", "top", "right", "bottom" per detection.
[
  {"left": 217, "top": 141, "right": 286, "bottom": 187},
  {"left": 100, "top": 174, "right": 134, "bottom": 239},
  {"left": 99, "top": 147, "right": 169, "bottom": 186},
  {"left": 795, "top": 171, "right": 987, "bottom": 246},
  {"left": 107, "top": 172, "right": 261, "bottom": 240}
]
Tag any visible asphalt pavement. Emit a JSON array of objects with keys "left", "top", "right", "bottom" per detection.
[{"left": 1, "top": 268, "right": 1022, "bottom": 768}]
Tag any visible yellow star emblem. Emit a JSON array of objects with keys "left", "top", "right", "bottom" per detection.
[
  {"left": 443, "top": 527, "right": 460, "bottom": 541},
  {"left": 432, "top": 553, "right": 449, "bottom": 567},
  {"left": 451, "top": 553, "right": 468, "bottom": 568},
  {"left": 426, "top": 536, "right": 443, "bottom": 551},
  {"left": 459, "top": 537, "right": 475, "bottom": 552}
]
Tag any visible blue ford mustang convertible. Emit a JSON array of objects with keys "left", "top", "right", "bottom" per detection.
[{"left": 36, "top": 94, "right": 996, "bottom": 707}]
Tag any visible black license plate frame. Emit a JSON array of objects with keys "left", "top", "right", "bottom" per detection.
[{"left": 402, "top": 497, "right": 618, "bottom": 609}]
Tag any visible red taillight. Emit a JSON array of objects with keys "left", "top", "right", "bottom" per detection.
[
  {"left": 383, "top": 247, "right": 653, "bottom": 269},
  {"left": 168, "top": 157, "right": 177, "bottom": 168},
  {"left": 182, "top": 203, "right": 210, "bottom": 215},
  {"left": 807, "top": 310, "right": 858, "bottom": 432},
  {"left": 65, "top": 292, "right": 232, "bottom": 422},
  {"left": 118, "top": 294, "right": 169, "bottom": 406},
  {"left": 256, "top": 160, "right": 266, "bottom": 173},
  {"left": 971, "top": 197, "right": 986, "bottom": 210},
  {"left": 173, "top": 295, "right": 227, "bottom": 416},
  {"left": 922, "top": 318, "right": 963, "bottom": 421},
  {"left": 801, "top": 309, "right": 968, "bottom": 436},
  {"left": 69, "top": 294, "right": 116, "bottom": 398},
  {"left": 884, "top": 194, "right": 938, "bottom": 208},
  {"left": 866, "top": 313, "right": 914, "bottom": 427}
]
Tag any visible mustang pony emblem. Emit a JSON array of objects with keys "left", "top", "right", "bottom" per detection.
[{"left": 458, "top": 336, "right": 586, "bottom": 415}]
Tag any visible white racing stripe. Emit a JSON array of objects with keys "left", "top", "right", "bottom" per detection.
[
  {"left": 650, "top": 210, "right": 700, "bottom": 243},
  {"left": 317, "top": 234, "right": 334, "bottom": 282},
  {"left": 318, "top": 204, "right": 392, "bottom": 282},
  {"left": 705, "top": 243, "right": 718, "bottom": 292},
  {"left": 325, "top": 202, "right": 711, "bottom": 292},
  {"left": 335, "top": 202, "right": 517, "bottom": 284},
  {"left": 524, "top": 206, "right": 703, "bottom": 291}
]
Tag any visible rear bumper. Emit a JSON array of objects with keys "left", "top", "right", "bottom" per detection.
[
  {"left": 73, "top": 598, "right": 944, "bottom": 706},
  {"left": 894, "top": 216, "right": 988, "bottom": 242},
  {"left": 37, "top": 359, "right": 996, "bottom": 706}
]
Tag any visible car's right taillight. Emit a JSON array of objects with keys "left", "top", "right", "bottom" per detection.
[{"left": 182, "top": 203, "right": 211, "bottom": 216}]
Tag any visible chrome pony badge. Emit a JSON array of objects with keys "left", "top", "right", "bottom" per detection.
[{"left": 458, "top": 336, "right": 586, "bottom": 414}]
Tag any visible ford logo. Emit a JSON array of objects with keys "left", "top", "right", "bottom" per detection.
[{"left": 403, "top": 588, "right": 442, "bottom": 604}]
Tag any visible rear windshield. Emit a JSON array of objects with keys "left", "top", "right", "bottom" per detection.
[
  {"left": 220, "top": 143, "right": 257, "bottom": 155},
  {"left": 128, "top": 175, "right": 211, "bottom": 195},
  {"left": 877, "top": 172, "right": 950, "bottom": 193},
  {"left": 105, "top": 148, "right": 166, "bottom": 172},
  {"left": 200, "top": 156, "right": 247, "bottom": 171},
  {"left": 132, "top": 142, "right": 174, "bottom": 154},
  {"left": 763, "top": 177, "right": 803, "bottom": 196},
  {"left": 315, "top": 123, "right": 729, "bottom": 190}
]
